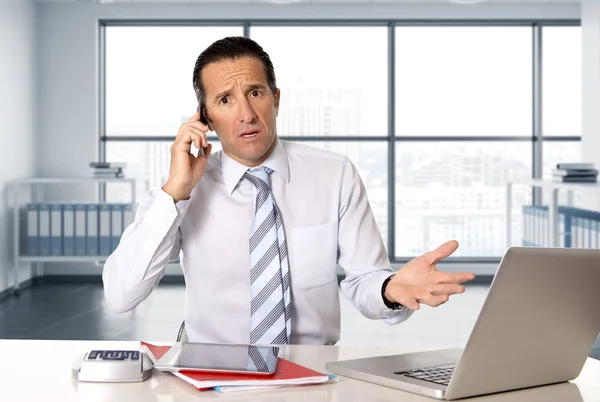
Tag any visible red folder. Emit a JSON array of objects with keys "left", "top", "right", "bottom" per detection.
[{"left": 141, "top": 342, "right": 331, "bottom": 392}]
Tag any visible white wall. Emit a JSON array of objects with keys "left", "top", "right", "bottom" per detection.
[
  {"left": 0, "top": 0, "right": 37, "bottom": 294},
  {"left": 36, "top": 2, "right": 579, "bottom": 276},
  {"left": 581, "top": 1, "right": 600, "bottom": 210}
]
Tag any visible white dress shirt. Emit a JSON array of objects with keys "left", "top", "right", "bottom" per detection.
[{"left": 102, "top": 139, "right": 413, "bottom": 345}]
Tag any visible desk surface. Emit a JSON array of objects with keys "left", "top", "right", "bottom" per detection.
[{"left": 2, "top": 340, "right": 600, "bottom": 402}]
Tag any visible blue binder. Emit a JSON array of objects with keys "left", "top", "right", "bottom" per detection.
[
  {"left": 98, "top": 203, "right": 111, "bottom": 256},
  {"left": 49, "top": 203, "right": 62, "bottom": 256},
  {"left": 62, "top": 203, "right": 75, "bottom": 256},
  {"left": 38, "top": 203, "right": 50, "bottom": 256},
  {"left": 85, "top": 203, "right": 99, "bottom": 255},
  {"left": 74, "top": 203, "right": 87, "bottom": 256},
  {"left": 26, "top": 203, "right": 38, "bottom": 256},
  {"left": 109, "top": 203, "right": 123, "bottom": 253}
]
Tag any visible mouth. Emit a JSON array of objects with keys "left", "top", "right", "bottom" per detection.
[{"left": 239, "top": 130, "right": 260, "bottom": 139}]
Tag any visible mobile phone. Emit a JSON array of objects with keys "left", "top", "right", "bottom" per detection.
[
  {"left": 153, "top": 342, "right": 279, "bottom": 375},
  {"left": 196, "top": 105, "right": 209, "bottom": 157}
]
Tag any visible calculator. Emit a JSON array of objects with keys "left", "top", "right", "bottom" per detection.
[{"left": 72, "top": 350, "right": 153, "bottom": 382}]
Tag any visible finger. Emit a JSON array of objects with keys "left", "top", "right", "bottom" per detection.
[
  {"left": 181, "top": 126, "right": 207, "bottom": 146},
  {"left": 430, "top": 284, "right": 465, "bottom": 297},
  {"left": 188, "top": 111, "right": 201, "bottom": 123},
  {"left": 436, "top": 271, "right": 476, "bottom": 285},
  {"left": 426, "top": 294, "right": 450, "bottom": 308},
  {"left": 398, "top": 296, "right": 420, "bottom": 311},
  {"left": 173, "top": 128, "right": 205, "bottom": 151},
  {"left": 176, "top": 122, "right": 208, "bottom": 142},
  {"left": 422, "top": 240, "right": 459, "bottom": 265},
  {"left": 188, "top": 120, "right": 210, "bottom": 134},
  {"left": 416, "top": 291, "right": 450, "bottom": 307},
  {"left": 180, "top": 125, "right": 208, "bottom": 146}
]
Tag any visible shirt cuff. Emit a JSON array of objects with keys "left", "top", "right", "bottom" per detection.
[{"left": 377, "top": 273, "right": 413, "bottom": 322}]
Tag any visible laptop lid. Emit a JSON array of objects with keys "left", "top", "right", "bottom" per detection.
[{"left": 445, "top": 247, "right": 600, "bottom": 400}]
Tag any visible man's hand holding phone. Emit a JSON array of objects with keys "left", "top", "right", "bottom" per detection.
[{"left": 162, "top": 111, "right": 212, "bottom": 203}]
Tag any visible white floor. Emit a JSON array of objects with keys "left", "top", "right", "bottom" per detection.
[{"left": 338, "top": 285, "right": 490, "bottom": 350}]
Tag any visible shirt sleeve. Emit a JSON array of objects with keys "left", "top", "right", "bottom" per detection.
[
  {"left": 336, "top": 157, "right": 414, "bottom": 324},
  {"left": 102, "top": 184, "right": 191, "bottom": 313}
]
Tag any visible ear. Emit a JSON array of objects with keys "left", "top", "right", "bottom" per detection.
[{"left": 274, "top": 88, "right": 281, "bottom": 117}]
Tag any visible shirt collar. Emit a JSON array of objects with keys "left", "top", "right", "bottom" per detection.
[{"left": 222, "top": 138, "right": 290, "bottom": 195}]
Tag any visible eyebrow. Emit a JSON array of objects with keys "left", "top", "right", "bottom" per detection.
[{"left": 212, "top": 84, "right": 268, "bottom": 103}]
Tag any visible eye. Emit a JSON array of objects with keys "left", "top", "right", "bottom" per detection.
[
  {"left": 219, "top": 97, "right": 229, "bottom": 105},
  {"left": 250, "top": 90, "right": 261, "bottom": 97}
]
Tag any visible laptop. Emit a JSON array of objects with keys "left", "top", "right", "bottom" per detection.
[{"left": 326, "top": 247, "right": 600, "bottom": 400}]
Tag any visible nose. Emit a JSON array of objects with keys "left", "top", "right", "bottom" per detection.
[{"left": 237, "top": 98, "right": 257, "bottom": 123}]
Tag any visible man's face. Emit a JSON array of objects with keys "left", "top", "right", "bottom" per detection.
[{"left": 202, "top": 56, "right": 280, "bottom": 167}]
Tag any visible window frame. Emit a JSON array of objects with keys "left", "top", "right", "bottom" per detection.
[{"left": 99, "top": 19, "right": 581, "bottom": 263}]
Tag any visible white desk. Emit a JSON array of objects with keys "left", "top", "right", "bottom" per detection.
[
  {"left": 506, "top": 179, "right": 600, "bottom": 248},
  {"left": 1, "top": 340, "right": 599, "bottom": 401}
]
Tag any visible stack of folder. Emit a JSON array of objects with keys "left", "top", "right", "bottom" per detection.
[
  {"left": 23, "top": 202, "right": 133, "bottom": 257},
  {"left": 141, "top": 342, "right": 336, "bottom": 393},
  {"left": 90, "top": 162, "right": 126, "bottom": 178},
  {"left": 552, "top": 163, "right": 598, "bottom": 183}
]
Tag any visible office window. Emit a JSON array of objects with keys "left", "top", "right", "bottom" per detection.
[
  {"left": 542, "top": 26, "right": 582, "bottom": 137},
  {"left": 105, "top": 26, "right": 243, "bottom": 139},
  {"left": 395, "top": 26, "right": 532, "bottom": 137},
  {"left": 102, "top": 22, "right": 581, "bottom": 260},
  {"left": 394, "top": 26, "right": 532, "bottom": 257},
  {"left": 395, "top": 142, "right": 532, "bottom": 257},
  {"left": 250, "top": 26, "right": 388, "bottom": 137},
  {"left": 541, "top": 26, "right": 582, "bottom": 207}
]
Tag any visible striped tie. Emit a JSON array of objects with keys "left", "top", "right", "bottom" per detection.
[{"left": 245, "top": 167, "right": 291, "bottom": 346}]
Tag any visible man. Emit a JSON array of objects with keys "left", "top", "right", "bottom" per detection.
[{"left": 102, "top": 36, "right": 475, "bottom": 345}]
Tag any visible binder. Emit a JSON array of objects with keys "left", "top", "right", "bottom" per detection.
[
  {"left": 123, "top": 203, "right": 134, "bottom": 227},
  {"left": 98, "top": 203, "right": 111, "bottom": 256},
  {"left": 74, "top": 204, "right": 87, "bottom": 256},
  {"left": 38, "top": 203, "right": 50, "bottom": 256},
  {"left": 26, "top": 203, "right": 38, "bottom": 256},
  {"left": 559, "top": 214, "right": 566, "bottom": 248},
  {"left": 50, "top": 203, "right": 62, "bottom": 256},
  {"left": 86, "top": 203, "right": 99, "bottom": 255},
  {"left": 572, "top": 217, "right": 580, "bottom": 248},
  {"left": 62, "top": 203, "right": 75, "bottom": 256},
  {"left": 109, "top": 203, "right": 123, "bottom": 253}
]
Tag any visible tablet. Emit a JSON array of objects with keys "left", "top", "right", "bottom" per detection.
[{"left": 153, "top": 342, "right": 279, "bottom": 375}]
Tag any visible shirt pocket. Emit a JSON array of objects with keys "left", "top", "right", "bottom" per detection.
[{"left": 288, "top": 222, "right": 338, "bottom": 290}]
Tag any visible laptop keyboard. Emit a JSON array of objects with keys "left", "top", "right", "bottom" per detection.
[{"left": 394, "top": 364, "right": 456, "bottom": 386}]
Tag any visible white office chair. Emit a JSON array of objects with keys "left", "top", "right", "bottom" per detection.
[{"left": 177, "top": 321, "right": 188, "bottom": 343}]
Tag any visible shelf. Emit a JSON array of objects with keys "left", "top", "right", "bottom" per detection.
[
  {"left": 509, "top": 179, "right": 600, "bottom": 192},
  {"left": 10, "top": 177, "right": 137, "bottom": 295},
  {"left": 15, "top": 177, "right": 135, "bottom": 184},
  {"left": 18, "top": 256, "right": 108, "bottom": 263}
]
